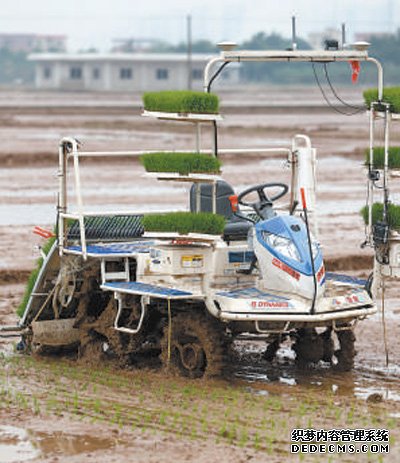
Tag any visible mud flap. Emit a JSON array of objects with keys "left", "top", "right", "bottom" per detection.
[{"left": 32, "top": 318, "right": 80, "bottom": 346}]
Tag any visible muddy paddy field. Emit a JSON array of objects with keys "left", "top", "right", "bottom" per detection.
[{"left": 0, "top": 87, "right": 400, "bottom": 462}]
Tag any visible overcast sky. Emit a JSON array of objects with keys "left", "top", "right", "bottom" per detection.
[{"left": 0, "top": 0, "right": 397, "bottom": 51}]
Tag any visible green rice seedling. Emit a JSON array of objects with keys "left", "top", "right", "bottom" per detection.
[
  {"left": 218, "top": 422, "right": 228, "bottom": 439},
  {"left": 93, "top": 398, "right": 102, "bottom": 415},
  {"left": 17, "top": 235, "right": 56, "bottom": 317},
  {"left": 361, "top": 202, "right": 400, "bottom": 229},
  {"left": 32, "top": 396, "right": 40, "bottom": 415},
  {"left": 364, "top": 87, "right": 400, "bottom": 113},
  {"left": 266, "top": 434, "right": 275, "bottom": 455},
  {"left": 365, "top": 147, "right": 400, "bottom": 169},
  {"left": 143, "top": 90, "right": 219, "bottom": 114},
  {"left": 140, "top": 152, "right": 221, "bottom": 175},
  {"left": 190, "top": 425, "right": 198, "bottom": 440},
  {"left": 142, "top": 211, "right": 226, "bottom": 235},
  {"left": 239, "top": 428, "right": 249, "bottom": 447},
  {"left": 72, "top": 390, "right": 79, "bottom": 414},
  {"left": 347, "top": 405, "right": 355, "bottom": 425}
]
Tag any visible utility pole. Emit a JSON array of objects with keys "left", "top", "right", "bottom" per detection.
[
  {"left": 341, "top": 23, "right": 346, "bottom": 49},
  {"left": 187, "top": 14, "right": 192, "bottom": 90}
]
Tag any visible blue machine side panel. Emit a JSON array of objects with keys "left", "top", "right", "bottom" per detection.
[
  {"left": 102, "top": 281, "right": 193, "bottom": 298},
  {"left": 67, "top": 241, "right": 153, "bottom": 256}
]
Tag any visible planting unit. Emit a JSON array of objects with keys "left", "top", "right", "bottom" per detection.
[
  {"left": 7, "top": 38, "right": 397, "bottom": 379},
  {"left": 363, "top": 91, "right": 400, "bottom": 281}
]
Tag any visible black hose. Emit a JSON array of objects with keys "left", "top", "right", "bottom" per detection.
[
  {"left": 302, "top": 202, "right": 318, "bottom": 314},
  {"left": 206, "top": 62, "right": 230, "bottom": 93}
]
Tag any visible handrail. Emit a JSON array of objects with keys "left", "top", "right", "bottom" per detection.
[{"left": 68, "top": 147, "right": 292, "bottom": 158}]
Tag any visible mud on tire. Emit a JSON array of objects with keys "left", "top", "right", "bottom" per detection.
[
  {"left": 160, "top": 311, "right": 229, "bottom": 379},
  {"left": 334, "top": 329, "right": 356, "bottom": 371}
]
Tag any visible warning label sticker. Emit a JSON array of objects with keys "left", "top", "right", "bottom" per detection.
[{"left": 181, "top": 255, "right": 204, "bottom": 268}]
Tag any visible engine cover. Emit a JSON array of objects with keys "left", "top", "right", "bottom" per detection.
[{"left": 253, "top": 215, "right": 325, "bottom": 300}]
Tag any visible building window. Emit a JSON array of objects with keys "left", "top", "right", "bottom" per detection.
[
  {"left": 92, "top": 68, "right": 100, "bottom": 80},
  {"left": 156, "top": 68, "right": 169, "bottom": 80},
  {"left": 192, "top": 69, "right": 202, "bottom": 80},
  {"left": 120, "top": 68, "right": 133, "bottom": 80},
  {"left": 43, "top": 67, "right": 52, "bottom": 79},
  {"left": 70, "top": 67, "right": 82, "bottom": 79}
]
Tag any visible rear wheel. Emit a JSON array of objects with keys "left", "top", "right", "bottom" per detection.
[
  {"left": 293, "top": 328, "right": 324, "bottom": 366},
  {"left": 334, "top": 329, "right": 356, "bottom": 371},
  {"left": 293, "top": 326, "right": 356, "bottom": 371},
  {"left": 160, "top": 312, "right": 229, "bottom": 378},
  {"left": 78, "top": 297, "right": 146, "bottom": 366}
]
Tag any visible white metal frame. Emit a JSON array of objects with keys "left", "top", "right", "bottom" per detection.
[
  {"left": 203, "top": 49, "right": 384, "bottom": 101},
  {"left": 57, "top": 139, "right": 295, "bottom": 260}
]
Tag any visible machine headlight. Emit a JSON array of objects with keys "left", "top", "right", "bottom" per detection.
[{"left": 261, "top": 231, "right": 301, "bottom": 262}]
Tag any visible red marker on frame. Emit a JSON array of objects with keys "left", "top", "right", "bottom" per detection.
[{"left": 300, "top": 188, "right": 307, "bottom": 210}]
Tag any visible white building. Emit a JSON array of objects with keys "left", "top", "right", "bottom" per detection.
[{"left": 29, "top": 53, "right": 239, "bottom": 92}]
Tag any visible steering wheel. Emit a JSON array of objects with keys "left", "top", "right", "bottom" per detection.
[{"left": 237, "top": 182, "right": 289, "bottom": 219}]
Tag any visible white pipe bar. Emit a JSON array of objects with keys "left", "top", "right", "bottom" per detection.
[
  {"left": 367, "top": 57, "right": 384, "bottom": 101},
  {"left": 59, "top": 213, "right": 79, "bottom": 220},
  {"left": 221, "top": 50, "right": 369, "bottom": 62},
  {"left": 113, "top": 295, "right": 147, "bottom": 334},
  {"left": 72, "top": 148, "right": 292, "bottom": 158},
  {"left": 219, "top": 307, "right": 375, "bottom": 323},
  {"left": 62, "top": 209, "right": 181, "bottom": 217},
  {"left": 203, "top": 57, "right": 224, "bottom": 92},
  {"left": 71, "top": 145, "right": 87, "bottom": 259},
  {"left": 383, "top": 105, "right": 390, "bottom": 216},
  {"left": 58, "top": 141, "right": 66, "bottom": 255},
  {"left": 368, "top": 106, "right": 375, "bottom": 241},
  {"left": 58, "top": 137, "right": 79, "bottom": 256}
]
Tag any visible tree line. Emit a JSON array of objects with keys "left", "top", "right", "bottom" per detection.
[{"left": 0, "top": 30, "right": 399, "bottom": 85}]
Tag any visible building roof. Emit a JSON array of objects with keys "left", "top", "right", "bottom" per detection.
[{"left": 29, "top": 53, "right": 218, "bottom": 63}]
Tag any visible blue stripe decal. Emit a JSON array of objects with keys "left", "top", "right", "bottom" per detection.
[
  {"left": 326, "top": 273, "right": 367, "bottom": 286},
  {"left": 217, "top": 287, "right": 290, "bottom": 301}
]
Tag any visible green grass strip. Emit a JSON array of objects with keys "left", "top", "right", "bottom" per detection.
[
  {"left": 17, "top": 236, "right": 56, "bottom": 317},
  {"left": 140, "top": 152, "right": 221, "bottom": 175},
  {"left": 143, "top": 90, "right": 219, "bottom": 114},
  {"left": 361, "top": 203, "right": 400, "bottom": 229},
  {"left": 143, "top": 212, "right": 225, "bottom": 235},
  {"left": 363, "top": 87, "right": 400, "bottom": 113},
  {"left": 365, "top": 147, "right": 400, "bottom": 169}
]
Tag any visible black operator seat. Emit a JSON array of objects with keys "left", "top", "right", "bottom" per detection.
[{"left": 189, "top": 180, "right": 252, "bottom": 241}]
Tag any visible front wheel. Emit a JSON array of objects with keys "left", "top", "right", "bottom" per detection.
[{"left": 160, "top": 312, "right": 229, "bottom": 378}]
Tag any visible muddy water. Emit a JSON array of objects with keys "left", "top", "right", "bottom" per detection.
[
  {"left": 235, "top": 342, "right": 400, "bottom": 404},
  {"left": 0, "top": 425, "right": 121, "bottom": 462}
]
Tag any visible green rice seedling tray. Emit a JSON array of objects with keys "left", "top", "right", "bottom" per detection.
[
  {"left": 140, "top": 152, "right": 221, "bottom": 175},
  {"left": 142, "top": 90, "right": 219, "bottom": 114},
  {"left": 365, "top": 147, "right": 400, "bottom": 169},
  {"left": 361, "top": 203, "right": 400, "bottom": 230},
  {"left": 142, "top": 212, "right": 226, "bottom": 235},
  {"left": 364, "top": 87, "right": 400, "bottom": 113}
]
